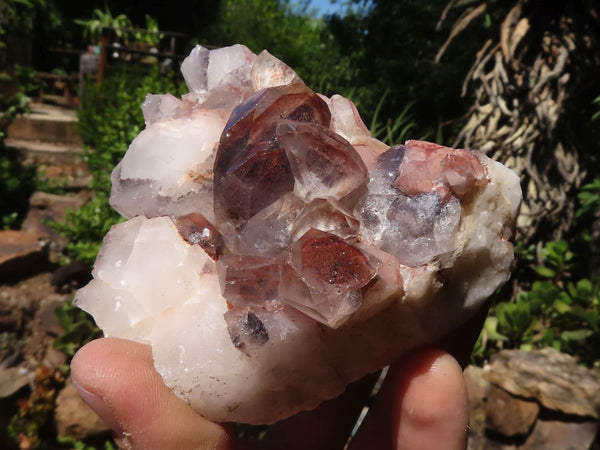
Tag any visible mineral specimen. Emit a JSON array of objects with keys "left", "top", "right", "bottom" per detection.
[{"left": 74, "top": 44, "right": 522, "bottom": 425}]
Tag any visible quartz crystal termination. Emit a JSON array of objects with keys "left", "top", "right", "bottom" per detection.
[{"left": 74, "top": 44, "right": 522, "bottom": 425}]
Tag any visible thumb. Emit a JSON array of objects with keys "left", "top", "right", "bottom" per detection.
[{"left": 71, "top": 337, "right": 234, "bottom": 450}]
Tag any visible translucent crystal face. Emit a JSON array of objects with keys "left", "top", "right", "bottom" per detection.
[
  {"left": 77, "top": 44, "right": 522, "bottom": 425},
  {"left": 213, "top": 84, "right": 338, "bottom": 224},
  {"left": 279, "top": 228, "right": 380, "bottom": 327},
  {"left": 173, "top": 213, "right": 224, "bottom": 260},
  {"left": 208, "top": 84, "right": 378, "bottom": 330}
]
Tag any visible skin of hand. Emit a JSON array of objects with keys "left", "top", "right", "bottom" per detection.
[
  {"left": 70, "top": 295, "right": 487, "bottom": 450},
  {"left": 71, "top": 340, "right": 468, "bottom": 450}
]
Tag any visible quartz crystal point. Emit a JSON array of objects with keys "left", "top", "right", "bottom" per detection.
[{"left": 75, "top": 44, "right": 522, "bottom": 425}]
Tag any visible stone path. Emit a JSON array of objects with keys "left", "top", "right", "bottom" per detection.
[{"left": 5, "top": 99, "right": 91, "bottom": 188}]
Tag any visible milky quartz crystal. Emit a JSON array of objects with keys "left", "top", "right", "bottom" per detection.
[{"left": 75, "top": 44, "right": 522, "bottom": 424}]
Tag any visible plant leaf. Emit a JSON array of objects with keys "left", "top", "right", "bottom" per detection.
[{"left": 561, "top": 329, "right": 594, "bottom": 341}]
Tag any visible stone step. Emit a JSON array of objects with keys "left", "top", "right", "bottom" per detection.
[
  {"left": 6, "top": 102, "right": 82, "bottom": 145},
  {"left": 5, "top": 138, "right": 91, "bottom": 189},
  {"left": 0, "top": 230, "right": 50, "bottom": 279},
  {"left": 5, "top": 138, "right": 83, "bottom": 164}
]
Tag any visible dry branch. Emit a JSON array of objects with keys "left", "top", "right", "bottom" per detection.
[{"left": 440, "top": 0, "right": 595, "bottom": 243}]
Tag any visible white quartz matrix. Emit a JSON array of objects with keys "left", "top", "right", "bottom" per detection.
[{"left": 75, "top": 44, "right": 522, "bottom": 425}]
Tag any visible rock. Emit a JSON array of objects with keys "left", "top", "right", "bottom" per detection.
[
  {"left": 42, "top": 342, "right": 67, "bottom": 370},
  {"left": 0, "top": 272, "right": 54, "bottom": 313},
  {"left": 0, "top": 366, "right": 30, "bottom": 398},
  {"left": 0, "top": 291, "right": 24, "bottom": 332},
  {"left": 24, "top": 295, "right": 72, "bottom": 368},
  {"left": 465, "top": 365, "right": 490, "bottom": 407},
  {"left": 519, "top": 418, "right": 599, "bottom": 450},
  {"left": 0, "top": 331, "right": 22, "bottom": 366},
  {"left": 22, "top": 192, "right": 83, "bottom": 233},
  {"left": 0, "top": 272, "right": 73, "bottom": 367},
  {"left": 50, "top": 260, "right": 92, "bottom": 293},
  {"left": 464, "top": 365, "right": 490, "bottom": 450},
  {"left": 0, "top": 230, "right": 49, "bottom": 277},
  {"left": 21, "top": 191, "right": 85, "bottom": 252},
  {"left": 36, "top": 297, "right": 66, "bottom": 336},
  {"left": 55, "top": 378, "right": 110, "bottom": 440},
  {"left": 486, "top": 348, "right": 600, "bottom": 418},
  {"left": 486, "top": 384, "right": 540, "bottom": 436},
  {"left": 469, "top": 440, "right": 515, "bottom": 450}
]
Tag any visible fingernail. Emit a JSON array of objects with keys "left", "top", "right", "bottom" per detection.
[
  {"left": 73, "top": 379, "right": 124, "bottom": 435},
  {"left": 428, "top": 352, "right": 456, "bottom": 376}
]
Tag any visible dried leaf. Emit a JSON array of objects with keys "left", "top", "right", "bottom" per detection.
[
  {"left": 500, "top": 1, "right": 524, "bottom": 61},
  {"left": 509, "top": 18, "right": 530, "bottom": 59},
  {"left": 531, "top": 46, "right": 569, "bottom": 96},
  {"left": 435, "top": 2, "right": 487, "bottom": 63},
  {"left": 437, "top": 0, "right": 459, "bottom": 31},
  {"left": 461, "top": 39, "right": 495, "bottom": 96}
]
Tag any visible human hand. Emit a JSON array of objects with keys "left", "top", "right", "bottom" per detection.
[{"left": 71, "top": 338, "right": 469, "bottom": 450}]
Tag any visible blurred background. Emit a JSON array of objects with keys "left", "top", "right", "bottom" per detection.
[{"left": 1, "top": 0, "right": 599, "bottom": 448}]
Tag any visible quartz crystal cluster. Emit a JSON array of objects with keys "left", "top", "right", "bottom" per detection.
[{"left": 75, "top": 44, "right": 522, "bottom": 424}]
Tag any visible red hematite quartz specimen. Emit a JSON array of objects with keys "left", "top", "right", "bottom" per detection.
[{"left": 75, "top": 44, "right": 522, "bottom": 426}]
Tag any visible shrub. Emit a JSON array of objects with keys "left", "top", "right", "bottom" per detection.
[
  {"left": 0, "top": 66, "right": 39, "bottom": 229},
  {"left": 52, "top": 66, "right": 185, "bottom": 264},
  {"left": 475, "top": 181, "right": 600, "bottom": 366}
]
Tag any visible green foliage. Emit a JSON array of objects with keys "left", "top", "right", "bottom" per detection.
[
  {"left": 327, "top": 0, "right": 485, "bottom": 138},
  {"left": 52, "top": 192, "right": 121, "bottom": 265},
  {"left": 53, "top": 299, "right": 100, "bottom": 359},
  {"left": 494, "top": 301, "right": 533, "bottom": 345},
  {"left": 236, "top": 423, "right": 269, "bottom": 440},
  {"left": 478, "top": 237, "right": 600, "bottom": 365},
  {"left": 74, "top": 6, "right": 133, "bottom": 44},
  {"left": 0, "top": 66, "right": 38, "bottom": 123},
  {"left": 0, "top": 0, "right": 63, "bottom": 60},
  {"left": 1, "top": 0, "right": 41, "bottom": 40},
  {"left": 75, "top": 7, "right": 163, "bottom": 47},
  {"left": 0, "top": 65, "right": 68, "bottom": 229},
  {"left": 6, "top": 360, "right": 115, "bottom": 450},
  {"left": 535, "top": 240, "right": 573, "bottom": 279},
  {"left": 7, "top": 366, "right": 63, "bottom": 449},
  {"left": 56, "top": 435, "right": 117, "bottom": 450},
  {"left": 576, "top": 178, "right": 600, "bottom": 220},
  {"left": 369, "top": 92, "right": 418, "bottom": 145},
  {"left": 471, "top": 63, "right": 600, "bottom": 366},
  {"left": 204, "top": 0, "right": 354, "bottom": 98},
  {"left": 52, "top": 67, "right": 184, "bottom": 263},
  {"left": 592, "top": 96, "right": 600, "bottom": 122},
  {"left": 470, "top": 316, "right": 505, "bottom": 364},
  {"left": 133, "top": 14, "right": 163, "bottom": 47},
  {"left": 0, "top": 148, "right": 36, "bottom": 229},
  {"left": 0, "top": 66, "right": 39, "bottom": 229}
]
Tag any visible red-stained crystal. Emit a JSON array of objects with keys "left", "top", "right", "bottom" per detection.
[
  {"left": 279, "top": 229, "right": 379, "bottom": 327},
  {"left": 213, "top": 84, "right": 332, "bottom": 224},
  {"left": 276, "top": 121, "right": 368, "bottom": 201},
  {"left": 394, "top": 140, "right": 487, "bottom": 199},
  {"left": 290, "top": 198, "right": 359, "bottom": 243},
  {"left": 217, "top": 255, "right": 282, "bottom": 308},
  {"left": 173, "top": 213, "right": 224, "bottom": 260}
]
